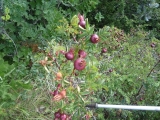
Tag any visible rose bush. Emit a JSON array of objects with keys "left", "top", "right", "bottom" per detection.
[
  {"left": 1, "top": 0, "right": 160, "bottom": 119},
  {"left": 34, "top": 15, "right": 160, "bottom": 119}
]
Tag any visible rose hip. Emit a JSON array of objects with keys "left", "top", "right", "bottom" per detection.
[
  {"left": 78, "top": 20, "right": 86, "bottom": 28},
  {"left": 65, "top": 52, "right": 74, "bottom": 60},
  {"left": 54, "top": 110, "right": 61, "bottom": 118},
  {"left": 74, "top": 58, "right": 86, "bottom": 71},
  {"left": 90, "top": 34, "right": 100, "bottom": 44},
  {"left": 101, "top": 48, "right": 107, "bottom": 53},
  {"left": 60, "top": 113, "right": 67, "bottom": 120},
  {"left": 50, "top": 89, "right": 59, "bottom": 96},
  {"left": 78, "top": 50, "right": 87, "bottom": 58}
]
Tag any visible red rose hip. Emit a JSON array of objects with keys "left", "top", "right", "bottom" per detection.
[
  {"left": 101, "top": 48, "right": 107, "bottom": 53},
  {"left": 78, "top": 14, "right": 85, "bottom": 21},
  {"left": 90, "top": 34, "right": 100, "bottom": 44},
  {"left": 109, "top": 69, "right": 113, "bottom": 72},
  {"left": 50, "top": 89, "right": 59, "bottom": 96},
  {"left": 74, "top": 58, "right": 86, "bottom": 71},
  {"left": 78, "top": 20, "right": 86, "bottom": 28},
  {"left": 150, "top": 43, "right": 156, "bottom": 48},
  {"left": 60, "top": 113, "right": 67, "bottom": 120},
  {"left": 78, "top": 50, "right": 87, "bottom": 58},
  {"left": 65, "top": 52, "right": 74, "bottom": 60},
  {"left": 54, "top": 110, "right": 61, "bottom": 118}
]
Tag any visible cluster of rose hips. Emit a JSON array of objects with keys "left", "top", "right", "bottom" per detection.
[
  {"left": 50, "top": 84, "right": 66, "bottom": 102},
  {"left": 54, "top": 109, "right": 71, "bottom": 120},
  {"left": 78, "top": 14, "right": 100, "bottom": 44},
  {"left": 90, "top": 34, "right": 108, "bottom": 54},
  {"left": 40, "top": 14, "right": 109, "bottom": 119},
  {"left": 64, "top": 36, "right": 106, "bottom": 71},
  {"left": 61, "top": 14, "right": 108, "bottom": 71},
  {"left": 64, "top": 48, "right": 87, "bottom": 71},
  {"left": 79, "top": 14, "right": 108, "bottom": 54}
]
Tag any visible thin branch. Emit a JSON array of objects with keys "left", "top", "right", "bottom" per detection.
[
  {"left": 136, "top": 60, "right": 160, "bottom": 96},
  {"left": 136, "top": 84, "right": 144, "bottom": 97},
  {"left": 55, "top": 58, "right": 61, "bottom": 70},
  {"left": 4, "top": 67, "right": 15, "bottom": 77},
  {"left": 2, "top": 29, "right": 18, "bottom": 55},
  {"left": 147, "top": 60, "right": 160, "bottom": 77}
]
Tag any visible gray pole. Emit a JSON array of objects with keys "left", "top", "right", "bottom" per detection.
[{"left": 86, "top": 103, "right": 160, "bottom": 111}]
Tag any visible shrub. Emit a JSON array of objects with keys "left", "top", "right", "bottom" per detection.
[
  {"left": 26, "top": 15, "right": 160, "bottom": 119},
  {"left": 0, "top": 0, "right": 160, "bottom": 119}
]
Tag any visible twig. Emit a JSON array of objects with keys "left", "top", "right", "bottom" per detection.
[
  {"left": 136, "top": 84, "right": 144, "bottom": 97},
  {"left": 45, "top": 72, "right": 52, "bottom": 91},
  {"left": 78, "top": 94, "right": 85, "bottom": 103},
  {"left": 55, "top": 58, "right": 61, "bottom": 70},
  {"left": 2, "top": 29, "right": 18, "bottom": 55},
  {"left": 44, "top": 65, "right": 50, "bottom": 73},
  {"left": 136, "top": 60, "right": 160, "bottom": 96},
  {"left": 4, "top": 68, "right": 15, "bottom": 77},
  {"left": 147, "top": 60, "right": 160, "bottom": 77},
  {"left": 70, "top": 108, "right": 79, "bottom": 118}
]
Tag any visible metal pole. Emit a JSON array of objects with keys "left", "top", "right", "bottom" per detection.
[{"left": 86, "top": 103, "right": 160, "bottom": 111}]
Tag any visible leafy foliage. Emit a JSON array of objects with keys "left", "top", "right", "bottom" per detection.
[
  {"left": 0, "top": 53, "right": 32, "bottom": 118},
  {"left": 17, "top": 16, "right": 159, "bottom": 119},
  {"left": 0, "top": 0, "right": 160, "bottom": 120},
  {"left": 87, "top": 0, "right": 160, "bottom": 39}
]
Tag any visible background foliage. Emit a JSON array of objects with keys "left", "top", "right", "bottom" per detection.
[{"left": 87, "top": 0, "right": 160, "bottom": 38}]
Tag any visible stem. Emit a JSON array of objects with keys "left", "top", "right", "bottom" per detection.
[
  {"left": 136, "top": 60, "right": 160, "bottom": 96},
  {"left": 136, "top": 84, "right": 143, "bottom": 97},
  {"left": 55, "top": 58, "right": 61, "bottom": 70},
  {"left": 78, "top": 94, "right": 85, "bottom": 103},
  {"left": 4, "top": 68, "right": 15, "bottom": 77},
  {"left": 2, "top": 29, "right": 18, "bottom": 56},
  {"left": 44, "top": 65, "right": 49, "bottom": 73},
  {"left": 72, "top": 68, "right": 75, "bottom": 75},
  {"left": 70, "top": 108, "right": 80, "bottom": 118},
  {"left": 67, "top": 68, "right": 75, "bottom": 83},
  {"left": 147, "top": 60, "right": 160, "bottom": 77},
  {"left": 72, "top": 34, "right": 78, "bottom": 43}
]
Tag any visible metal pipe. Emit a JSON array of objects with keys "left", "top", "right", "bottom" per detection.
[{"left": 86, "top": 103, "right": 160, "bottom": 111}]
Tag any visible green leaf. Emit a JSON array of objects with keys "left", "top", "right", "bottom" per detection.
[
  {"left": 4, "top": 7, "right": 10, "bottom": 14},
  {"left": 95, "top": 12, "right": 104, "bottom": 22},
  {"left": 1, "top": 16, "right": 5, "bottom": 21},
  {"left": 10, "top": 80, "right": 32, "bottom": 90},
  {"left": 98, "top": 26, "right": 110, "bottom": 41},
  {"left": 5, "top": 15, "right": 10, "bottom": 20},
  {"left": 70, "top": 15, "right": 79, "bottom": 27}
]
